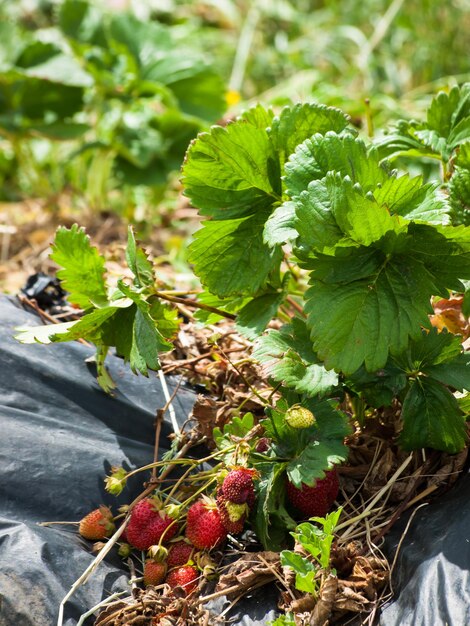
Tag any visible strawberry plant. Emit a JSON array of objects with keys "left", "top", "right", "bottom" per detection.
[
  {"left": 15, "top": 89, "right": 470, "bottom": 547},
  {"left": 16, "top": 225, "right": 179, "bottom": 393},
  {"left": 182, "top": 94, "right": 470, "bottom": 454},
  {"left": 280, "top": 509, "right": 342, "bottom": 595},
  {"left": 0, "top": 0, "right": 226, "bottom": 209},
  {"left": 14, "top": 85, "right": 470, "bottom": 624}
]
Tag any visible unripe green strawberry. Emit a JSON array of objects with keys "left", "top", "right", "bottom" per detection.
[
  {"left": 79, "top": 506, "right": 115, "bottom": 540},
  {"left": 143, "top": 559, "right": 167, "bottom": 586},
  {"left": 285, "top": 405, "right": 315, "bottom": 429},
  {"left": 166, "top": 565, "right": 199, "bottom": 595}
]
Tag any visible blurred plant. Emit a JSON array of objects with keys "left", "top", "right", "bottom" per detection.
[
  {"left": 0, "top": 0, "right": 225, "bottom": 218},
  {"left": 1, "top": 0, "right": 470, "bottom": 215}
]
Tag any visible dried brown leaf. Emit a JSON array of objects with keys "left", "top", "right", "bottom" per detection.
[
  {"left": 310, "top": 575, "right": 338, "bottom": 625},
  {"left": 335, "top": 585, "right": 370, "bottom": 612},
  {"left": 290, "top": 595, "right": 317, "bottom": 613},
  {"left": 215, "top": 552, "right": 281, "bottom": 600},
  {"left": 190, "top": 395, "right": 225, "bottom": 442}
]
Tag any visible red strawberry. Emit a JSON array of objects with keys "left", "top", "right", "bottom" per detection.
[
  {"left": 166, "top": 565, "right": 198, "bottom": 595},
  {"left": 167, "top": 540, "right": 195, "bottom": 568},
  {"left": 221, "top": 468, "right": 256, "bottom": 506},
  {"left": 126, "top": 499, "right": 178, "bottom": 550},
  {"left": 216, "top": 490, "right": 246, "bottom": 534},
  {"left": 143, "top": 559, "right": 167, "bottom": 586},
  {"left": 79, "top": 506, "right": 115, "bottom": 540},
  {"left": 285, "top": 468, "right": 339, "bottom": 518},
  {"left": 128, "top": 499, "right": 156, "bottom": 526},
  {"left": 185, "top": 498, "right": 227, "bottom": 550}
]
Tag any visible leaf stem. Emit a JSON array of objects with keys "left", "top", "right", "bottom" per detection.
[
  {"left": 123, "top": 444, "right": 238, "bottom": 481},
  {"left": 153, "top": 291, "right": 236, "bottom": 320},
  {"left": 157, "top": 369, "right": 180, "bottom": 436}
]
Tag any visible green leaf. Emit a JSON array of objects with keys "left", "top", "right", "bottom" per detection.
[
  {"left": 304, "top": 250, "right": 435, "bottom": 374},
  {"left": 236, "top": 290, "right": 286, "bottom": 340},
  {"left": 15, "top": 321, "right": 77, "bottom": 344},
  {"left": 455, "top": 142, "right": 470, "bottom": 169},
  {"left": 108, "top": 13, "right": 171, "bottom": 63},
  {"left": 263, "top": 201, "right": 298, "bottom": 247},
  {"left": 458, "top": 392, "right": 470, "bottom": 415},
  {"left": 448, "top": 117, "right": 470, "bottom": 151},
  {"left": 26, "top": 122, "right": 90, "bottom": 141},
  {"left": 393, "top": 328, "right": 462, "bottom": 371},
  {"left": 427, "top": 85, "right": 470, "bottom": 138},
  {"left": 193, "top": 292, "right": 250, "bottom": 325},
  {"left": 424, "top": 354, "right": 470, "bottom": 392},
  {"left": 399, "top": 378, "right": 467, "bottom": 452},
  {"left": 329, "top": 175, "right": 407, "bottom": 247},
  {"left": 269, "top": 102, "right": 350, "bottom": 168},
  {"left": 449, "top": 167, "right": 470, "bottom": 226},
  {"left": 286, "top": 438, "right": 346, "bottom": 489},
  {"left": 188, "top": 213, "right": 283, "bottom": 297},
  {"left": 21, "top": 52, "right": 92, "bottom": 88},
  {"left": 239, "top": 104, "right": 274, "bottom": 128},
  {"left": 280, "top": 551, "right": 317, "bottom": 594},
  {"left": 166, "top": 67, "right": 226, "bottom": 123},
  {"left": 116, "top": 281, "right": 174, "bottom": 372},
  {"left": 392, "top": 328, "right": 470, "bottom": 392},
  {"left": 462, "top": 280, "right": 470, "bottom": 317},
  {"left": 254, "top": 461, "right": 293, "bottom": 551},
  {"left": 93, "top": 345, "right": 116, "bottom": 394},
  {"left": 126, "top": 228, "right": 154, "bottom": 288},
  {"left": 409, "top": 223, "right": 470, "bottom": 293},
  {"left": 0, "top": 71, "right": 85, "bottom": 127},
  {"left": 294, "top": 179, "right": 344, "bottom": 252},
  {"left": 269, "top": 614, "right": 296, "bottom": 626},
  {"left": 113, "top": 122, "right": 164, "bottom": 169},
  {"left": 311, "top": 507, "right": 342, "bottom": 538},
  {"left": 282, "top": 398, "right": 350, "bottom": 488},
  {"left": 59, "top": 0, "right": 103, "bottom": 43},
  {"left": 284, "top": 133, "right": 470, "bottom": 375},
  {"left": 373, "top": 177, "right": 450, "bottom": 225},
  {"left": 285, "top": 133, "right": 387, "bottom": 199},
  {"left": 346, "top": 364, "right": 407, "bottom": 408},
  {"left": 377, "top": 85, "right": 470, "bottom": 164},
  {"left": 50, "top": 225, "right": 108, "bottom": 309},
  {"left": 214, "top": 413, "right": 255, "bottom": 464},
  {"left": 183, "top": 106, "right": 353, "bottom": 299},
  {"left": 293, "top": 508, "right": 341, "bottom": 569},
  {"left": 253, "top": 319, "right": 338, "bottom": 397},
  {"left": 182, "top": 119, "right": 281, "bottom": 219}
]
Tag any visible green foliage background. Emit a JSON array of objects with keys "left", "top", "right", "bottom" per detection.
[{"left": 0, "top": 0, "right": 469, "bottom": 217}]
